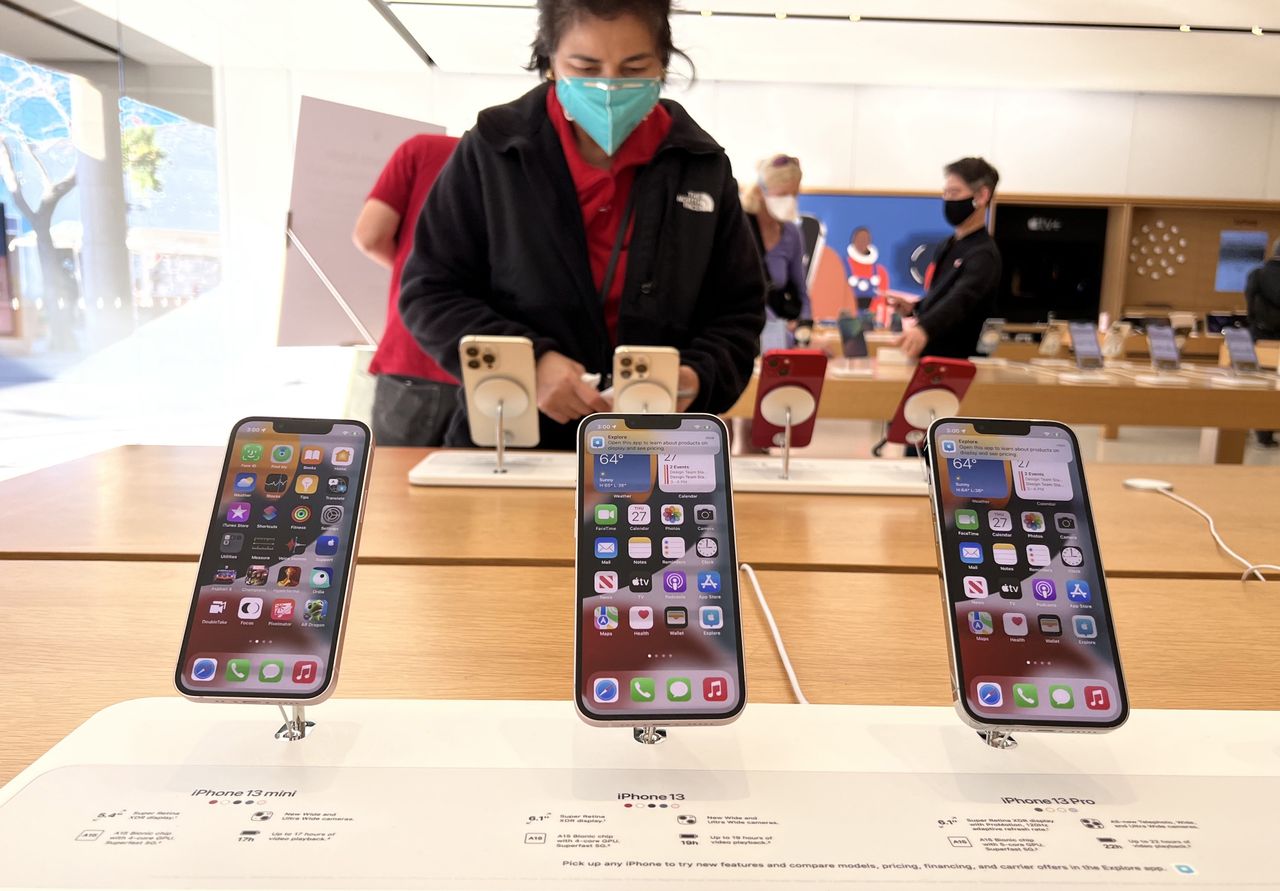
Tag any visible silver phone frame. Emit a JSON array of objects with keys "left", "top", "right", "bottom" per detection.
[
  {"left": 925, "top": 416, "right": 1128, "bottom": 735},
  {"left": 572, "top": 412, "right": 746, "bottom": 729},
  {"left": 173, "top": 417, "right": 374, "bottom": 707}
]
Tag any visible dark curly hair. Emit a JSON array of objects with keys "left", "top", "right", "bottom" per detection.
[
  {"left": 944, "top": 157, "right": 1000, "bottom": 197},
  {"left": 526, "top": 0, "right": 691, "bottom": 81}
]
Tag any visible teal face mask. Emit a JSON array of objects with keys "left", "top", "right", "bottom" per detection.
[{"left": 555, "top": 76, "right": 662, "bottom": 156}]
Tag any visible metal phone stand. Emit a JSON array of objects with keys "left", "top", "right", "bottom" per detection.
[
  {"left": 274, "top": 705, "right": 315, "bottom": 742},
  {"left": 979, "top": 730, "right": 1018, "bottom": 749},
  {"left": 470, "top": 377, "right": 532, "bottom": 474},
  {"left": 759, "top": 385, "right": 817, "bottom": 480},
  {"left": 633, "top": 726, "right": 668, "bottom": 745},
  {"left": 615, "top": 381, "right": 675, "bottom": 414}
]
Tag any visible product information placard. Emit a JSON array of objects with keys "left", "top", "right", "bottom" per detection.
[{"left": 0, "top": 699, "right": 1275, "bottom": 889}]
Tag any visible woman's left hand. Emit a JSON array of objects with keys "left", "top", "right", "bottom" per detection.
[{"left": 676, "top": 365, "right": 700, "bottom": 411}]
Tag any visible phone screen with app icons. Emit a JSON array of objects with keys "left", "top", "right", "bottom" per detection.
[
  {"left": 175, "top": 418, "right": 370, "bottom": 700},
  {"left": 576, "top": 414, "right": 745, "bottom": 723},
  {"left": 1067, "top": 322, "right": 1103, "bottom": 369},
  {"left": 930, "top": 420, "right": 1127, "bottom": 729},
  {"left": 1146, "top": 324, "right": 1181, "bottom": 371},
  {"left": 1222, "top": 327, "right": 1259, "bottom": 373}
]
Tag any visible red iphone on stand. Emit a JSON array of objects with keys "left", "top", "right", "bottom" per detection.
[
  {"left": 752, "top": 349, "right": 828, "bottom": 449},
  {"left": 886, "top": 357, "right": 976, "bottom": 445}
]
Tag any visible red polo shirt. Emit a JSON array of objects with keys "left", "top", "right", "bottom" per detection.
[
  {"left": 367, "top": 134, "right": 460, "bottom": 382},
  {"left": 547, "top": 86, "right": 671, "bottom": 342}
]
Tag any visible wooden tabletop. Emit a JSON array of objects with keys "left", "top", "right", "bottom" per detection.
[
  {"left": 4, "top": 561, "right": 1275, "bottom": 785},
  {"left": 0, "top": 561, "right": 789, "bottom": 785},
  {"left": 724, "top": 360, "right": 1280, "bottom": 435},
  {"left": 2, "top": 446, "right": 1276, "bottom": 579}
]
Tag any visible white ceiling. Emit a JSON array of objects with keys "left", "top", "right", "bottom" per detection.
[
  {"left": 390, "top": 0, "right": 1280, "bottom": 96},
  {"left": 23, "top": 1, "right": 1280, "bottom": 97},
  {"left": 389, "top": 0, "right": 1279, "bottom": 28},
  {"left": 72, "top": 0, "right": 427, "bottom": 71},
  {"left": 0, "top": 4, "right": 118, "bottom": 62},
  {"left": 1, "top": 0, "right": 203, "bottom": 65}
]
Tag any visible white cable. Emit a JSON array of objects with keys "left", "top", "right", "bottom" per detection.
[
  {"left": 739, "top": 563, "right": 809, "bottom": 704},
  {"left": 1154, "top": 488, "right": 1268, "bottom": 581},
  {"left": 1240, "top": 564, "right": 1280, "bottom": 582}
]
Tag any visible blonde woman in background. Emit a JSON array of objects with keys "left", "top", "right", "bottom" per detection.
[{"left": 743, "top": 154, "right": 810, "bottom": 326}]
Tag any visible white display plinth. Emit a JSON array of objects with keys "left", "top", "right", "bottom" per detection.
[
  {"left": 1134, "top": 372, "right": 1189, "bottom": 387},
  {"left": 410, "top": 453, "right": 928, "bottom": 496},
  {"left": 1208, "top": 374, "right": 1276, "bottom": 389},
  {"left": 1057, "top": 370, "right": 1114, "bottom": 385},
  {"left": 408, "top": 449, "right": 576, "bottom": 488},
  {"left": 731, "top": 456, "right": 927, "bottom": 495},
  {"left": 828, "top": 361, "right": 876, "bottom": 378},
  {"left": 1, "top": 698, "right": 1278, "bottom": 889}
]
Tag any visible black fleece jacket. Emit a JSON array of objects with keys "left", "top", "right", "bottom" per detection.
[
  {"left": 398, "top": 83, "right": 766, "bottom": 449},
  {"left": 1245, "top": 259, "right": 1280, "bottom": 339}
]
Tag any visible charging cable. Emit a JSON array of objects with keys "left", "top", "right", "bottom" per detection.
[
  {"left": 1123, "top": 478, "right": 1272, "bottom": 581},
  {"left": 739, "top": 563, "right": 809, "bottom": 704}
]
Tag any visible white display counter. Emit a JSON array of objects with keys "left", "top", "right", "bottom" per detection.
[{"left": 1, "top": 698, "right": 1276, "bottom": 888}]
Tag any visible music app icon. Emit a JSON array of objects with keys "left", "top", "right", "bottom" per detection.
[
  {"left": 1083, "top": 685, "right": 1110, "bottom": 711},
  {"left": 292, "top": 660, "right": 318, "bottom": 684},
  {"left": 703, "top": 676, "right": 729, "bottom": 702}
]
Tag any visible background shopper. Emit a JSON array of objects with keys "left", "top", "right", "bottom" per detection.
[{"left": 353, "top": 134, "right": 461, "bottom": 446}]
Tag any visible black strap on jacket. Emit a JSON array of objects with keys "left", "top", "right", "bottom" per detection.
[{"left": 599, "top": 186, "right": 640, "bottom": 304}]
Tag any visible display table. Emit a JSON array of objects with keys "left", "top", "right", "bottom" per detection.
[
  {"left": 2, "top": 447, "right": 1276, "bottom": 578},
  {"left": 1, "top": 698, "right": 1276, "bottom": 888},
  {"left": 725, "top": 361, "right": 1280, "bottom": 463},
  {"left": 407, "top": 451, "right": 930, "bottom": 496},
  {"left": 4, "top": 561, "right": 1277, "bottom": 786}
]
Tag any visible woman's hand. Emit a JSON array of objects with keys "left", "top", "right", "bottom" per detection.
[
  {"left": 676, "top": 364, "right": 700, "bottom": 411},
  {"left": 535, "top": 351, "right": 610, "bottom": 424}
]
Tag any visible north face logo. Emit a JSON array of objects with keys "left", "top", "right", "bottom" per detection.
[{"left": 676, "top": 191, "right": 715, "bottom": 213}]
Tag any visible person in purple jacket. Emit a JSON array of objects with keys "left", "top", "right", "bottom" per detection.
[{"left": 741, "top": 154, "right": 810, "bottom": 326}]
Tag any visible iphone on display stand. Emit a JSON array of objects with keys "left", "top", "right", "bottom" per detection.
[
  {"left": 1211, "top": 328, "right": 1273, "bottom": 388},
  {"left": 1067, "top": 322, "right": 1104, "bottom": 371},
  {"left": 926, "top": 418, "right": 1128, "bottom": 745},
  {"left": 1146, "top": 324, "right": 1181, "bottom": 372},
  {"left": 975, "top": 318, "right": 1006, "bottom": 358},
  {"left": 174, "top": 417, "right": 373, "bottom": 720},
  {"left": 1136, "top": 324, "right": 1184, "bottom": 385},
  {"left": 885, "top": 357, "right": 976, "bottom": 446},
  {"left": 1223, "top": 327, "right": 1261, "bottom": 375},
  {"left": 574, "top": 414, "right": 746, "bottom": 741},
  {"left": 613, "top": 345, "right": 680, "bottom": 413},
  {"left": 751, "top": 350, "right": 827, "bottom": 451},
  {"left": 458, "top": 335, "right": 540, "bottom": 450},
  {"left": 1059, "top": 322, "right": 1110, "bottom": 385}
]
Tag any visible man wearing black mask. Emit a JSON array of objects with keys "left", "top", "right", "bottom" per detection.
[{"left": 893, "top": 157, "right": 1002, "bottom": 360}]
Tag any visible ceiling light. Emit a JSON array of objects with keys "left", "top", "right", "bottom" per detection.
[
  {"left": 849, "top": 14, "right": 861, "bottom": 22},
  {"left": 1179, "top": 24, "right": 1191, "bottom": 32},
  {"left": 1252, "top": 26, "right": 1264, "bottom": 36},
  {"left": 701, "top": 8, "right": 712, "bottom": 16},
  {"left": 776, "top": 11, "right": 787, "bottom": 19}
]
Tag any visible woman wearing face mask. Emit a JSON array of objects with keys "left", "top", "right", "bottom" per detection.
[
  {"left": 741, "top": 154, "right": 810, "bottom": 326},
  {"left": 398, "top": 0, "right": 766, "bottom": 449}
]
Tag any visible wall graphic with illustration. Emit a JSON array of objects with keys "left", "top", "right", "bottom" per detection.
[{"left": 797, "top": 193, "right": 951, "bottom": 323}]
